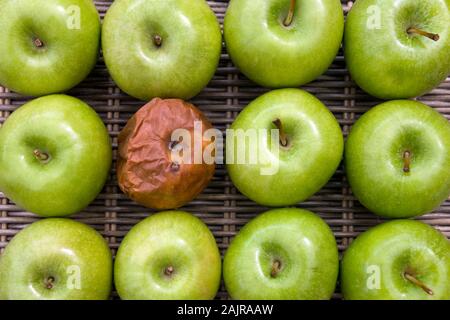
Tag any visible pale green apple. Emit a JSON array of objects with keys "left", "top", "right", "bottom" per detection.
[
  {"left": 345, "top": 100, "right": 450, "bottom": 218},
  {"left": 102, "top": 0, "right": 222, "bottom": 100},
  {"left": 223, "top": 208, "right": 339, "bottom": 300},
  {"left": 114, "top": 211, "right": 222, "bottom": 300},
  {"left": 341, "top": 220, "right": 450, "bottom": 300},
  {"left": 0, "top": 218, "right": 113, "bottom": 300},
  {"left": 0, "top": 95, "right": 112, "bottom": 217},
  {"left": 0, "top": 0, "right": 100, "bottom": 96}
]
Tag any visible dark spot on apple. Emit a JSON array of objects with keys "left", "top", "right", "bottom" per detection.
[
  {"left": 45, "top": 276, "right": 55, "bottom": 290},
  {"left": 168, "top": 140, "right": 180, "bottom": 150},
  {"left": 33, "top": 37, "right": 45, "bottom": 48},
  {"left": 164, "top": 265, "right": 174, "bottom": 277},
  {"left": 402, "top": 150, "right": 411, "bottom": 173},
  {"left": 170, "top": 162, "right": 180, "bottom": 172},
  {"left": 153, "top": 34, "right": 163, "bottom": 47},
  {"left": 270, "top": 259, "right": 282, "bottom": 278}
]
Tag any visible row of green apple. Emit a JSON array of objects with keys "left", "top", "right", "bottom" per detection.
[
  {"left": 0, "top": 0, "right": 448, "bottom": 101},
  {"left": 1, "top": 209, "right": 449, "bottom": 300},
  {"left": 1, "top": 89, "right": 449, "bottom": 219}
]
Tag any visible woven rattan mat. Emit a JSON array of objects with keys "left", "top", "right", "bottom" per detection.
[{"left": 0, "top": 0, "right": 449, "bottom": 299}]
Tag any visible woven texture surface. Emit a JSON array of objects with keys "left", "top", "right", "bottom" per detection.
[{"left": 0, "top": 0, "right": 449, "bottom": 299}]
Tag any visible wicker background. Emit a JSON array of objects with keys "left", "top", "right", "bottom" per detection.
[{"left": 0, "top": 0, "right": 449, "bottom": 300}]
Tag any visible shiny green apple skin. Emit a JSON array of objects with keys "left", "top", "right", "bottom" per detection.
[
  {"left": 0, "top": 0, "right": 100, "bottom": 97},
  {"left": 102, "top": 0, "right": 222, "bottom": 101},
  {"left": 223, "top": 208, "right": 339, "bottom": 300},
  {"left": 115, "top": 211, "right": 221, "bottom": 300},
  {"left": 227, "top": 89, "right": 344, "bottom": 206},
  {"left": 341, "top": 220, "right": 450, "bottom": 300},
  {"left": 224, "top": 0, "right": 344, "bottom": 87},
  {"left": 345, "top": 0, "right": 450, "bottom": 99},
  {"left": 0, "top": 219, "right": 113, "bottom": 300},
  {"left": 345, "top": 100, "right": 450, "bottom": 218},
  {"left": 0, "top": 95, "right": 112, "bottom": 217}
]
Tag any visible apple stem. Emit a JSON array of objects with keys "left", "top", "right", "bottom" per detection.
[
  {"left": 270, "top": 260, "right": 282, "bottom": 278},
  {"left": 407, "top": 27, "right": 440, "bottom": 42},
  {"left": 272, "top": 119, "right": 289, "bottom": 147},
  {"left": 45, "top": 276, "right": 55, "bottom": 290},
  {"left": 283, "top": 0, "right": 296, "bottom": 27},
  {"left": 403, "top": 150, "right": 411, "bottom": 173},
  {"left": 164, "top": 266, "right": 174, "bottom": 276},
  {"left": 153, "top": 34, "right": 163, "bottom": 47},
  {"left": 33, "top": 38, "right": 44, "bottom": 48},
  {"left": 404, "top": 272, "right": 434, "bottom": 295},
  {"left": 33, "top": 149, "right": 50, "bottom": 162}
]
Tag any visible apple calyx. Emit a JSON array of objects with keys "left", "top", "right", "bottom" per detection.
[
  {"left": 272, "top": 119, "right": 289, "bottom": 148},
  {"left": 270, "top": 260, "right": 282, "bottom": 278},
  {"left": 45, "top": 276, "right": 55, "bottom": 290},
  {"left": 402, "top": 150, "right": 411, "bottom": 173},
  {"left": 33, "top": 149, "right": 50, "bottom": 163},
  {"left": 33, "top": 38, "right": 44, "bottom": 48},
  {"left": 153, "top": 34, "right": 163, "bottom": 47},
  {"left": 283, "top": 0, "right": 296, "bottom": 27},
  {"left": 404, "top": 271, "right": 434, "bottom": 296},
  {"left": 407, "top": 27, "right": 440, "bottom": 42},
  {"left": 164, "top": 266, "right": 174, "bottom": 277}
]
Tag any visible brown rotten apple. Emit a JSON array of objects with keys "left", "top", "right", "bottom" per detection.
[{"left": 117, "top": 98, "right": 216, "bottom": 209}]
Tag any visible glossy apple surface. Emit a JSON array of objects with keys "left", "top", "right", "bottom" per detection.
[
  {"left": 0, "top": 0, "right": 100, "bottom": 96},
  {"left": 341, "top": 220, "right": 450, "bottom": 300},
  {"left": 345, "top": 100, "right": 450, "bottom": 218},
  {"left": 0, "top": 95, "right": 112, "bottom": 217},
  {"left": 227, "top": 88, "right": 343, "bottom": 206},
  {"left": 0, "top": 218, "right": 112, "bottom": 300},
  {"left": 102, "top": 0, "right": 222, "bottom": 101},
  {"left": 345, "top": 0, "right": 450, "bottom": 99},
  {"left": 223, "top": 208, "right": 339, "bottom": 300},
  {"left": 114, "top": 211, "right": 221, "bottom": 300},
  {"left": 224, "top": 0, "right": 344, "bottom": 87}
]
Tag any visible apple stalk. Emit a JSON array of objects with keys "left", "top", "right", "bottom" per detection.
[
  {"left": 404, "top": 271, "right": 433, "bottom": 295},
  {"left": 283, "top": 0, "right": 296, "bottom": 27},
  {"left": 403, "top": 150, "right": 411, "bottom": 173},
  {"left": 407, "top": 27, "right": 440, "bottom": 42},
  {"left": 272, "top": 119, "right": 289, "bottom": 147},
  {"left": 33, "top": 149, "right": 50, "bottom": 162},
  {"left": 270, "top": 260, "right": 282, "bottom": 278}
]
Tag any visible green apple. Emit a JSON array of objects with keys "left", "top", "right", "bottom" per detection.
[
  {"left": 341, "top": 220, "right": 450, "bottom": 300},
  {"left": 224, "top": 0, "right": 344, "bottom": 87},
  {"left": 102, "top": 0, "right": 222, "bottom": 101},
  {"left": 0, "top": 0, "right": 100, "bottom": 96},
  {"left": 227, "top": 88, "right": 343, "bottom": 207},
  {"left": 223, "top": 208, "right": 339, "bottom": 300},
  {"left": 0, "top": 218, "right": 112, "bottom": 300},
  {"left": 114, "top": 211, "right": 221, "bottom": 300},
  {"left": 0, "top": 94, "right": 112, "bottom": 217},
  {"left": 345, "top": 100, "right": 450, "bottom": 218},
  {"left": 345, "top": 0, "right": 450, "bottom": 99}
]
